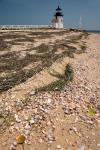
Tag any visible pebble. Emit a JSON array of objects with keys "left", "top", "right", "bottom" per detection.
[
  {"left": 38, "top": 138, "right": 43, "bottom": 143},
  {"left": 30, "top": 91, "right": 36, "bottom": 96},
  {"left": 14, "top": 114, "right": 21, "bottom": 123},
  {"left": 92, "top": 132, "right": 95, "bottom": 135},
  {"left": 11, "top": 122, "right": 15, "bottom": 126},
  {"left": 75, "top": 116, "right": 78, "bottom": 123},
  {"left": 11, "top": 95, "right": 15, "bottom": 99},
  {"left": 24, "top": 130, "right": 30, "bottom": 135},
  {"left": 57, "top": 145, "right": 62, "bottom": 149},
  {"left": 29, "top": 119, "right": 35, "bottom": 124},
  {"left": 9, "top": 144, "right": 16, "bottom": 150},
  {"left": 47, "top": 121, "right": 51, "bottom": 126},
  {"left": 47, "top": 98, "right": 52, "bottom": 104},
  {"left": 25, "top": 123, "right": 31, "bottom": 130},
  {"left": 77, "top": 145, "right": 85, "bottom": 150},
  {"left": 13, "top": 141, "right": 17, "bottom": 147}
]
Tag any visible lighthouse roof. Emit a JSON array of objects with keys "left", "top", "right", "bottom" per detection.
[
  {"left": 55, "top": 12, "right": 63, "bottom": 17},
  {"left": 56, "top": 6, "right": 62, "bottom": 11}
]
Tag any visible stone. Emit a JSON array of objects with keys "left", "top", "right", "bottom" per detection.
[
  {"left": 25, "top": 130, "right": 30, "bottom": 136},
  {"left": 30, "top": 119, "right": 35, "bottom": 124},
  {"left": 38, "top": 138, "right": 43, "bottom": 143},
  {"left": 14, "top": 114, "right": 21, "bottom": 123},
  {"left": 57, "top": 145, "right": 62, "bottom": 149},
  {"left": 9, "top": 144, "right": 16, "bottom": 150},
  {"left": 30, "top": 91, "right": 36, "bottom": 96},
  {"left": 47, "top": 98, "right": 52, "bottom": 104},
  {"left": 11, "top": 122, "right": 15, "bottom": 126},
  {"left": 75, "top": 116, "right": 78, "bottom": 123},
  {"left": 13, "top": 141, "right": 17, "bottom": 147},
  {"left": 72, "top": 127, "right": 78, "bottom": 133},
  {"left": 47, "top": 121, "right": 51, "bottom": 126},
  {"left": 11, "top": 95, "right": 15, "bottom": 99},
  {"left": 25, "top": 123, "right": 31, "bottom": 130},
  {"left": 77, "top": 145, "right": 85, "bottom": 150}
]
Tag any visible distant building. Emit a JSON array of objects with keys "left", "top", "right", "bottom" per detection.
[{"left": 52, "top": 6, "right": 64, "bottom": 29}]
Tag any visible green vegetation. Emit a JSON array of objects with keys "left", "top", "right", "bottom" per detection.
[
  {"left": 38, "top": 79, "right": 66, "bottom": 91},
  {"left": 80, "top": 44, "right": 86, "bottom": 53},
  {"left": 37, "top": 63, "right": 74, "bottom": 92},
  {"left": 0, "top": 30, "right": 87, "bottom": 93},
  {"left": 0, "top": 111, "right": 15, "bottom": 133},
  {"left": 87, "top": 106, "right": 96, "bottom": 117},
  {"left": 0, "top": 37, "right": 9, "bottom": 51},
  {"left": 37, "top": 44, "right": 49, "bottom": 53},
  {"left": 64, "top": 63, "right": 74, "bottom": 81}
]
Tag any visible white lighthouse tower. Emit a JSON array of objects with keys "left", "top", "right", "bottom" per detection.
[{"left": 52, "top": 6, "right": 64, "bottom": 29}]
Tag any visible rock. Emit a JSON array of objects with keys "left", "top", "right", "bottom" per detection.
[
  {"left": 25, "top": 130, "right": 30, "bottom": 136},
  {"left": 11, "top": 122, "right": 15, "bottom": 126},
  {"left": 47, "top": 98, "right": 52, "bottom": 104},
  {"left": 34, "top": 108, "right": 38, "bottom": 114},
  {"left": 25, "top": 123, "right": 31, "bottom": 130},
  {"left": 43, "top": 109, "right": 48, "bottom": 113},
  {"left": 72, "top": 127, "right": 78, "bottom": 133},
  {"left": 29, "top": 119, "right": 35, "bottom": 124},
  {"left": 30, "top": 91, "right": 36, "bottom": 96},
  {"left": 47, "top": 121, "right": 51, "bottom": 126},
  {"left": 9, "top": 144, "right": 16, "bottom": 150},
  {"left": 11, "top": 95, "right": 15, "bottom": 99},
  {"left": 38, "top": 138, "right": 43, "bottom": 143},
  {"left": 92, "top": 132, "right": 95, "bottom": 135},
  {"left": 48, "top": 140, "right": 53, "bottom": 144},
  {"left": 57, "top": 145, "right": 62, "bottom": 149},
  {"left": 13, "top": 141, "right": 17, "bottom": 147},
  {"left": 77, "top": 145, "right": 85, "bottom": 150},
  {"left": 48, "top": 135, "right": 55, "bottom": 142},
  {"left": 14, "top": 114, "right": 21, "bottom": 123},
  {"left": 75, "top": 116, "right": 78, "bottom": 123}
]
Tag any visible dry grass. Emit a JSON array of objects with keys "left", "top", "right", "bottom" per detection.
[
  {"left": 37, "top": 63, "right": 74, "bottom": 92},
  {"left": 0, "top": 29, "right": 87, "bottom": 93},
  {"left": 0, "top": 37, "right": 9, "bottom": 51}
]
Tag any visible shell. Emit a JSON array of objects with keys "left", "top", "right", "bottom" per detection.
[{"left": 16, "top": 135, "right": 25, "bottom": 144}]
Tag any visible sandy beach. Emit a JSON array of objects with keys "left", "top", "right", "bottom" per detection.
[{"left": 0, "top": 29, "right": 100, "bottom": 150}]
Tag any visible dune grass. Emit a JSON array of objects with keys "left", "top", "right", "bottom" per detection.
[{"left": 0, "top": 30, "right": 87, "bottom": 93}]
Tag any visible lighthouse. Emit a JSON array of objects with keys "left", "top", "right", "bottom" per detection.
[{"left": 52, "top": 6, "right": 64, "bottom": 29}]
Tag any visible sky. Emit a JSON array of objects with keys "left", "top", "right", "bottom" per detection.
[{"left": 0, "top": 0, "right": 100, "bottom": 30}]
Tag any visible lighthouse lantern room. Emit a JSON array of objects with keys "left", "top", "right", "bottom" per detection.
[{"left": 52, "top": 6, "right": 64, "bottom": 29}]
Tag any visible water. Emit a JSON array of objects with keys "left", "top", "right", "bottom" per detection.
[{"left": 87, "top": 30, "right": 100, "bottom": 34}]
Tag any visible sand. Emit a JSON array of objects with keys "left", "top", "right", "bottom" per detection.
[{"left": 0, "top": 30, "right": 100, "bottom": 150}]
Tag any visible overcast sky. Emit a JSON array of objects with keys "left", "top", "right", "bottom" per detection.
[{"left": 0, "top": 0, "right": 100, "bottom": 30}]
